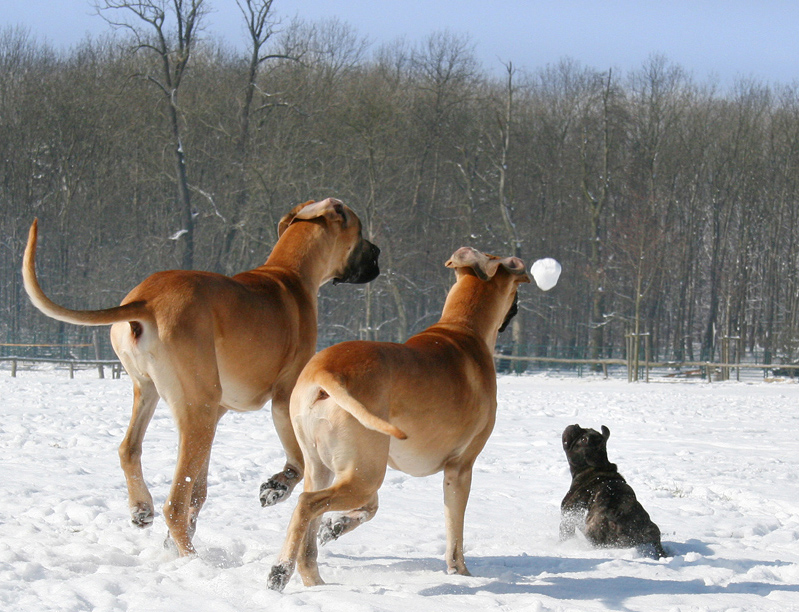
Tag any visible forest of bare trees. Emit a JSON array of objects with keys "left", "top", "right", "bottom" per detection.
[{"left": 3, "top": 0, "right": 799, "bottom": 368}]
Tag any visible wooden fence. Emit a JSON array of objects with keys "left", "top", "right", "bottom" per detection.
[
  {"left": 493, "top": 354, "right": 799, "bottom": 382},
  {"left": 3, "top": 354, "right": 798, "bottom": 383},
  {"left": 0, "top": 356, "right": 123, "bottom": 379}
]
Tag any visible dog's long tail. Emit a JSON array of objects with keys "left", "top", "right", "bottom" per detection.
[
  {"left": 316, "top": 371, "right": 408, "bottom": 440},
  {"left": 23, "top": 219, "right": 149, "bottom": 326}
]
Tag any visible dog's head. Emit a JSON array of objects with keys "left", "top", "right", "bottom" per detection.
[
  {"left": 278, "top": 199, "right": 380, "bottom": 285},
  {"left": 562, "top": 424, "right": 614, "bottom": 476},
  {"left": 445, "top": 247, "right": 530, "bottom": 333}
]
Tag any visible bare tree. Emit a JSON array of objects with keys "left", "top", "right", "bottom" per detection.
[
  {"left": 611, "top": 202, "right": 666, "bottom": 379},
  {"left": 206, "top": 0, "right": 302, "bottom": 272},
  {"left": 493, "top": 62, "right": 525, "bottom": 367},
  {"left": 581, "top": 69, "right": 617, "bottom": 364},
  {"left": 94, "top": 0, "right": 207, "bottom": 269}
]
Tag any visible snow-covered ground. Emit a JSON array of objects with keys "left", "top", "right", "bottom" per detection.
[{"left": 2, "top": 367, "right": 798, "bottom": 611}]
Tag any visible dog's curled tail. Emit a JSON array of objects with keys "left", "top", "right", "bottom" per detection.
[
  {"left": 316, "top": 372, "right": 407, "bottom": 440},
  {"left": 23, "top": 219, "right": 148, "bottom": 326}
]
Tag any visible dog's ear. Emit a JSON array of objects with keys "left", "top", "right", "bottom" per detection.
[
  {"left": 278, "top": 199, "right": 348, "bottom": 237},
  {"left": 500, "top": 257, "right": 531, "bottom": 283},
  {"left": 278, "top": 200, "right": 315, "bottom": 237},
  {"left": 446, "top": 247, "right": 492, "bottom": 280},
  {"left": 446, "top": 247, "right": 530, "bottom": 282},
  {"left": 601, "top": 425, "right": 610, "bottom": 440}
]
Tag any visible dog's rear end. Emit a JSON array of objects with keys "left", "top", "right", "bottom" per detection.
[{"left": 583, "top": 477, "right": 667, "bottom": 558}]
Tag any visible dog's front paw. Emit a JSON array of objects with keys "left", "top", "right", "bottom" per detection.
[
  {"left": 638, "top": 542, "right": 669, "bottom": 559},
  {"left": 130, "top": 503, "right": 154, "bottom": 528},
  {"left": 267, "top": 563, "right": 292, "bottom": 592},
  {"left": 446, "top": 564, "right": 472, "bottom": 576},
  {"left": 163, "top": 533, "right": 178, "bottom": 553},
  {"left": 259, "top": 479, "right": 289, "bottom": 507}
]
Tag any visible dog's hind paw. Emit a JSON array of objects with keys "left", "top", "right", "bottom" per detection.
[
  {"left": 259, "top": 479, "right": 289, "bottom": 507},
  {"left": 318, "top": 516, "right": 347, "bottom": 546},
  {"left": 130, "top": 504, "right": 154, "bottom": 528},
  {"left": 267, "top": 563, "right": 292, "bottom": 592}
]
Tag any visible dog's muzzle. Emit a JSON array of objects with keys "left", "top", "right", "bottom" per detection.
[{"left": 334, "top": 240, "right": 381, "bottom": 285}]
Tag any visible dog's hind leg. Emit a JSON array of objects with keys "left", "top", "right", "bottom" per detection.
[
  {"left": 118, "top": 377, "right": 159, "bottom": 528},
  {"left": 294, "top": 457, "right": 334, "bottom": 587},
  {"left": 318, "top": 495, "right": 379, "bottom": 546},
  {"left": 268, "top": 478, "right": 380, "bottom": 591},
  {"left": 185, "top": 407, "right": 227, "bottom": 540},
  {"left": 162, "top": 402, "right": 222, "bottom": 556},
  {"left": 269, "top": 423, "right": 389, "bottom": 591}
]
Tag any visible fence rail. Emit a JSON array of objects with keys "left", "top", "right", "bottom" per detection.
[
  {"left": 3, "top": 353, "right": 798, "bottom": 383},
  {"left": 493, "top": 354, "right": 799, "bottom": 382},
  {"left": 0, "top": 356, "right": 123, "bottom": 379}
]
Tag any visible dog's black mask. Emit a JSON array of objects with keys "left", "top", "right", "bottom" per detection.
[
  {"left": 333, "top": 240, "right": 381, "bottom": 285},
  {"left": 498, "top": 294, "right": 518, "bottom": 333},
  {"left": 562, "top": 424, "right": 613, "bottom": 476}
]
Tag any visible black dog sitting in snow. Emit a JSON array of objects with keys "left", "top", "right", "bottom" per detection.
[{"left": 560, "top": 424, "right": 667, "bottom": 558}]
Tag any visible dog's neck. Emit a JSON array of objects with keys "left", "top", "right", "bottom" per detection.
[
  {"left": 434, "top": 274, "right": 514, "bottom": 350},
  {"left": 570, "top": 460, "right": 618, "bottom": 479},
  {"left": 260, "top": 222, "right": 341, "bottom": 290}
]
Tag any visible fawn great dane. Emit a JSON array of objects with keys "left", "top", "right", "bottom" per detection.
[
  {"left": 267, "top": 247, "right": 537, "bottom": 591},
  {"left": 22, "top": 198, "right": 379, "bottom": 556}
]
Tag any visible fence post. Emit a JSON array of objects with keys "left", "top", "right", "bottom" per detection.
[
  {"left": 11, "top": 359, "right": 17, "bottom": 377},
  {"left": 626, "top": 333, "right": 633, "bottom": 382},
  {"left": 93, "top": 331, "right": 105, "bottom": 379}
]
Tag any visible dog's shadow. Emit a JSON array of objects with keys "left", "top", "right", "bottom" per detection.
[
  {"left": 324, "top": 550, "right": 610, "bottom": 585},
  {"left": 329, "top": 540, "right": 798, "bottom": 607}
]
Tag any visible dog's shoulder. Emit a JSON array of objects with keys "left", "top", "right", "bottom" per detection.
[
  {"left": 572, "top": 465, "right": 622, "bottom": 488},
  {"left": 563, "top": 467, "right": 625, "bottom": 506},
  {"left": 562, "top": 467, "right": 613, "bottom": 506}
]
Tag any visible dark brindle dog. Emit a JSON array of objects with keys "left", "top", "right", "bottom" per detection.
[{"left": 560, "top": 424, "right": 667, "bottom": 558}]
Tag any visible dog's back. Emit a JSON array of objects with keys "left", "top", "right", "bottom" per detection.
[{"left": 292, "top": 332, "right": 497, "bottom": 478}]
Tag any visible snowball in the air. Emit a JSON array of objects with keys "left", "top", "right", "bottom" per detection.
[{"left": 531, "top": 258, "right": 561, "bottom": 291}]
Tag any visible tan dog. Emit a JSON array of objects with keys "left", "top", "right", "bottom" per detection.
[
  {"left": 267, "top": 247, "right": 532, "bottom": 591},
  {"left": 22, "top": 199, "right": 380, "bottom": 556}
]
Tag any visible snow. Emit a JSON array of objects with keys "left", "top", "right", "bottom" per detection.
[
  {"left": 531, "top": 258, "right": 562, "bottom": 291},
  {"left": 2, "top": 368, "right": 799, "bottom": 611}
]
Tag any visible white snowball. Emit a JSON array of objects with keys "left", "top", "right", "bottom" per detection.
[{"left": 530, "top": 258, "right": 561, "bottom": 291}]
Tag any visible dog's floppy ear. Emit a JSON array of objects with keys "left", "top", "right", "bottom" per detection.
[
  {"left": 501, "top": 256, "right": 531, "bottom": 283},
  {"left": 601, "top": 425, "right": 610, "bottom": 440},
  {"left": 278, "top": 200, "right": 314, "bottom": 237},
  {"left": 446, "top": 247, "right": 530, "bottom": 282},
  {"left": 446, "top": 247, "right": 492, "bottom": 280},
  {"left": 278, "top": 198, "right": 348, "bottom": 237}
]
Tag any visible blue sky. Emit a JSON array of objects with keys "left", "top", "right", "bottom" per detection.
[{"left": 4, "top": 0, "right": 798, "bottom": 88}]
